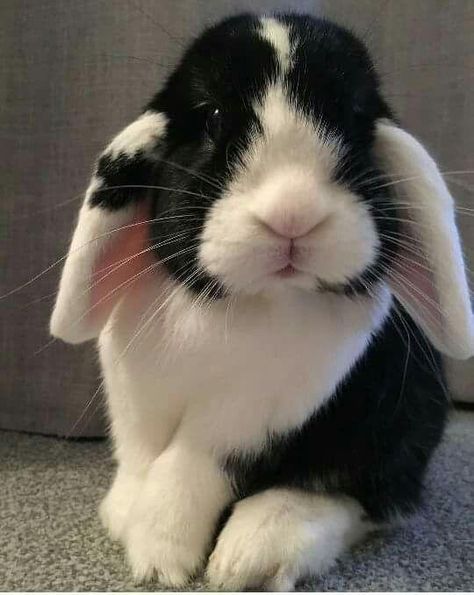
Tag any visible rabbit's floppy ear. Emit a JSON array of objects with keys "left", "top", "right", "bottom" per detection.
[
  {"left": 50, "top": 110, "right": 167, "bottom": 344},
  {"left": 374, "top": 120, "right": 473, "bottom": 359}
]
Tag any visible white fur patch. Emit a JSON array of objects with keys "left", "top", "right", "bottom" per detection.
[
  {"left": 251, "top": 83, "right": 344, "bottom": 187},
  {"left": 207, "top": 488, "right": 371, "bottom": 590},
  {"left": 122, "top": 444, "right": 232, "bottom": 586},
  {"left": 106, "top": 110, "right": 167, "bottom": 159},
  {"left": 259, "top": 17, "right": 292, "bottom": 71}
]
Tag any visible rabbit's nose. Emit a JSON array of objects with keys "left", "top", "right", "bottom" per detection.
[
  {"left": 255, "top": 211, "right": 328, "bottom": 240},
  {"left": 249, "top": 167, "right": 330, "bottom": 240}
]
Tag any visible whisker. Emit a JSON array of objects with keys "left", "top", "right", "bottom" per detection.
[
  {"left": 1, "top": 213, "right": 204, "bottom": 301},
  {"left": 372, "top": 214, "right": 431, "bottom": 229},
  {"left": 389, "top": 292, "right": 448, "bottom": 402},
  {"left": 100, "top": 51, "right": 171, "bottom": 69},
  {"left": 357, "top": 276, "right": 414, "bottom": 413},
  {"left": 379, "top": 244, "right": 433, "bottom": 275},
  {"left": 382, "top": 238, "right": 474, "bottom": 279},
  {"left": 371, "top": 201, "right": 474, "bottom": 216},
  {"left": 8, "top": 182, "right": 217, "bottom": 221},
  {"left": 88, "top": 228, "right": 202, "bottom": 291},
  {"left": 33, "top": 242, "right": 200, "bottom": 356},
  {"left": 126, "top": 0, "right": 187, "bottom": 48},
  {"left": 156, "top": 157, "right": 225, "bottom": 192},
  {"left": 359, "top": 267, "right": 447, "bottom": 398},
  {"left": 64, "top": 380, "right": 105, "bottom": 440},
  {"left": 368, "top": 171, "right": 474, "bottom": 193},
  {"left": 378, "top": 229, "right": 425, "bottom": 249},
  {"left": 71, "top": 244, "right": 201, "bottom": 333},
  {"left": 192, "top": 278, "right": 217, "bottom": 313},
  {"left": 391, "top": 302, "right": 413, "bottom": 417},
  {"left": 380, "top": 267, "right": 446, "bottom": 330},
  {"left": 120, "top": 266, "right": 206, "bottom": 362},
  {"left": 87, "top": 183, "right": 217, "bottom": 201},
  {"left": 18, "top": 291, "right": 59, "bottom": 310},
  {"left": 223, "top": 293, "right": 237, "bottom": 345},
  {"left": 10, "top": 192, "right": 86, "bottom": 219},
  {"left": 445, "top": 177, "right": 474, "bottom": 194},
  {"left": 349, "top": 168, "right": 474, "bottom": 192}
]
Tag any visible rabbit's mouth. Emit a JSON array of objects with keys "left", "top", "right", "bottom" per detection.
[{"left": 274, "top": 264, "right": 298, "bottom": 278}]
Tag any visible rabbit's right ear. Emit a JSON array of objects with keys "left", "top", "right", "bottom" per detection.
[
  {"left": 50, "top": 111, "right": 167, "bottom": 344},
  {"left": 374, "top": 120, "right": 474, "bottom": 359}
]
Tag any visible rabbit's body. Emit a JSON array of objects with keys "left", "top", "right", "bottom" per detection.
[
  {"left": 99, "top": 279, "right": 391, "bottom": 587},
  {"left": 51, "top": 13, "right": 471, "bottom": 590},
  {"left": 99, "top": 282, "right": 446, "bottom": 588}
]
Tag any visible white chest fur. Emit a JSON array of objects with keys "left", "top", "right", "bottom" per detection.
[{"left": 99, "top": 279, "right": 390, "bottom": 456}]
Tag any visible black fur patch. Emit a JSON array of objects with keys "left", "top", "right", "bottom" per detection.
[{"left": 89, "top": 150, "right": 157, "bottom": 210}]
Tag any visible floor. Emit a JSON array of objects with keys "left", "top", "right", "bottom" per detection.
[{"left": 0, "top": 410, "right": 472, "bottom": 591}]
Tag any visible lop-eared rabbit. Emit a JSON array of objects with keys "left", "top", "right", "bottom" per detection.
[{"left": 51, "top": 14, "right": 473, "bottom": 590}]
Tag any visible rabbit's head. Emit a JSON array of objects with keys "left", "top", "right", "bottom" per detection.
[{"left": 51, "top": 14, "right": 473, "bottom": 359}]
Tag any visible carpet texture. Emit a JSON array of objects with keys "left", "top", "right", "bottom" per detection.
[{"left": 1, "top": 410, "right": 472, "bottom": 591}]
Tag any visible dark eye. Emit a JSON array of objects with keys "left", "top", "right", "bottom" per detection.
[{"left": 206, "top": 107, "right": 223, "bottom": 142}]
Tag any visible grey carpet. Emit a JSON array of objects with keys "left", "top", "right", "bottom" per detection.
[{"left": 1, "top": 411, "right": 472, "bottom": 592}]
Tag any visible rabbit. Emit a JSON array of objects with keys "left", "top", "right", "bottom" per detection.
[{"left": 50, "top": 13, "right": 474, "bottom": 591}]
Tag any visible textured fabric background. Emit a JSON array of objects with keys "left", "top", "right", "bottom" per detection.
[
  {"left": 0, "top": 410, "right": 472, "bottom": 590},
  {"left": 1, "top": 0, "right": 474, "bottom": 436}
]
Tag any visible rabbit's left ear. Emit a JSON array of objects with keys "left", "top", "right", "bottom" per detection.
[
  {"left": 50, "top": 110, "right": 167, "bottom": 344},
  {"left": 374, "top": 120, "right": 473, "bottom": 359}
]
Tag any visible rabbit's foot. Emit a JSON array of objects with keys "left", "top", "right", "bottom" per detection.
[{"left": 207, "top": 488, "right": 370, "bottom": 591}]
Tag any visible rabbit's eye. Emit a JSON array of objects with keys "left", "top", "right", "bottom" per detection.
[{"left": 206, "top": 107, "right": 223, "bottom": 142}]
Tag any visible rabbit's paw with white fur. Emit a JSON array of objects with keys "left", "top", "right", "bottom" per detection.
[
  {"left": 124, "top": 502, "right": 208, "bottom": 587},
  {"left": 206, "top": 489, "right": 368, "bottom": 591},
  {"left": 123, "top": 447, "right": 231, "bottom": 587},
  {"left": 99, "top": 470, "right": 144, "bottom": 543}
]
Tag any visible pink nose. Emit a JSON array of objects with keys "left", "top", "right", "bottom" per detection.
[{"left": 256, "top": 214, "right": 324, "bottom": 239}]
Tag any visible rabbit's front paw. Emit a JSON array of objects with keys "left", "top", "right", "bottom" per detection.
[
  {"left": 207, "top": 489, "right": 368, "bottom": 591},
  {"left": 122, "top": 444, "right": 232, "bottom": 586},
  {"left": 206, "top": 507, "right": 300, "bottom": 591},
  {"left": 124, "top": 502, "right": 206, "bottom": 587}
]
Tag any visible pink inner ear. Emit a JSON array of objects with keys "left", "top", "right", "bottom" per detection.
[
  {"left": 89, "top": 204, "right": 155, "bottom": 325},
  {"left": 389, "top": 248, "right": 442, "bottom": 330}
]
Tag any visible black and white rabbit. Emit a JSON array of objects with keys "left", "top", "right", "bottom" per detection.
[{"left": 50, "top": 13, "right": 473, "bottom": 591}]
